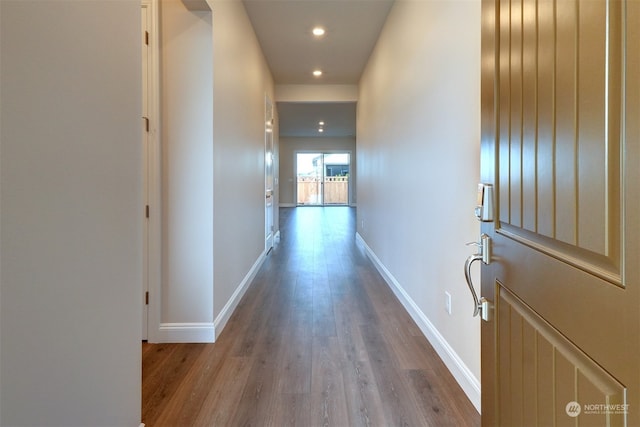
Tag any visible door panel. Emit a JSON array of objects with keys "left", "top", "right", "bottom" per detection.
[
  {"left": 498, "top": 284, "right": 626, "bottom": 426},
  {"left": 265, "top": 96, "right": 274, "bottom": 251},
  {"left": 498, "top": 0, "right": 621, "bottom": 269},
  {"left": 481, "top": 0, "right": 639, "bottom": 425}
]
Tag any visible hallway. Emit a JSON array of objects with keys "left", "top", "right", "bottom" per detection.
[{"left": 142, "top": 207, "right": 480, "bottom": 426}]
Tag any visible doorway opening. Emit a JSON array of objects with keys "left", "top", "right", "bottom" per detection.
[{"left": 296, "top": 152, "right": 350, "bottom": 206}]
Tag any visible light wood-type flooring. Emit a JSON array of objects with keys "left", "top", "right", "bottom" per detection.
[{"left": 142, "top": 207, "right": 480, "bottom": 426}]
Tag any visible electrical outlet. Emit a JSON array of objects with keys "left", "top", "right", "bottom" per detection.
[{"left": 445, "top": 291, "right": 452, "bottom": 315}]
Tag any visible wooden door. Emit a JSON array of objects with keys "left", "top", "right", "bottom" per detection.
[{"left": 480, "top": 0, "right": 640, "bottom": 425}]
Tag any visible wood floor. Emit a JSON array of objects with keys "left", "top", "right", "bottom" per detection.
[{"left": 142, "top": 207, "right": 480, "bottom": 426}]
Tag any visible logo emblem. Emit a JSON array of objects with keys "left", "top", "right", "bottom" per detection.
[{"left": 566, "top": 401, "right": 581, "bottom": 417}]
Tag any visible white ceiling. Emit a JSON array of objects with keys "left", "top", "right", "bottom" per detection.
[{"left": 242, "top": 0, "right": 395, "bottom": 137}]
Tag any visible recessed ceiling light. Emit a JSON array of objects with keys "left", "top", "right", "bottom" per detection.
[
  {"left": 312, "top": 27, "right": 326, "bottom": 37},
  {"left": 318, "top": 121, "right": 325, "bottom": 126},
  {"left": 313, "top": 70, "right": 322, "bottom": 77},
  {"left": 318, "top": 128, "right": 324, "bottom": 133}
]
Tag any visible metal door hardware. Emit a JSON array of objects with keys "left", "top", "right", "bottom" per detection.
[
  {"left": 464, "top": 233, "right": 492, "bottom": 321},
  {"left": 475, "top": 183, "right": 494, "bottom": 222}
]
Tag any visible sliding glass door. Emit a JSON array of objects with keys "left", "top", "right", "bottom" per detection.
[{"left": 296, "top": 152, "right": 350, "bottom": 206}]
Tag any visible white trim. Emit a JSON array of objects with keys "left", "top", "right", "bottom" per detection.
[
  {"left": 144, "top": 0, "right": 163, "bottom": 345},
  {"left": 141, "top": 0, "right": 150, "bottom": 342},
  {"left": 156, "top": 322, "right": 215, "bottom": 343},
  {"left": 355, "top": 233, "right": 482, "bottom": 413},
  {"left": 279, "top": 203, "right": 296, "bottom": 207},
  {"left": 213, "top": 251, "right": 267, "bottom": 339},
  {"left": 150, "top": 252, "right": 266, "bottom": 344},
  {"left": 294, "top": 150, "right": 353, "bottom": 207},
  {"left": 265, "top": 94, "right": 275, "bottom": 253},
  {"left": 274, "top": 230, "right": 281, "bottom": 244}
]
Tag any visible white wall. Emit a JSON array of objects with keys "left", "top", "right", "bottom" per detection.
[
  {"left": 0, "top": 2, "right": 3, "bottom": 422},
  {"left": 279, "top": 137, "right": 357, "bottom": 206},
  {"left": 357, "top": 0, "right": 482, "bottom": 411},
  {"left": 211, "top": 0, "right": 276, "bottom": 329},
  {"left": 148, "top": 0, "right": 276, "bottom": 343},
  {"left": 275, "top": 84, "right": 358, "bottom": 102},
  {"left": 156, "top": 0, "right": 214, "bottom": 342},
  {"left": 0, "top": 1, "right": 3, "bottom": 420},
  {"left": 0, "top": 1, "right": 141, "bottom": 425}
]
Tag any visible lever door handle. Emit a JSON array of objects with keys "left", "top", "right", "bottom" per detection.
[
  {"left": 463, "top": 234, "right": 492, "bottom": 320},
  {"left": 464, "top": 254, "right": 483, "bottom": 317}
]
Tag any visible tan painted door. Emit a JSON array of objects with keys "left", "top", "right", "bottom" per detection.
[{"left": 480, "top": 0, "right": 640, "bottom": 425}]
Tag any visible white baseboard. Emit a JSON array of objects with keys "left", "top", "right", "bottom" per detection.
[
  {"left": 156, "top": 322, "right": 215, "bottom": 343},
  {"left": 213, "top": 250, "right": 266, "bottom": 339},
  {"left": 355, "top": 233, "right": 481, "bottom": 413},
  {"left": 149, "top": 252, "right": 266, "bottom": 344}
]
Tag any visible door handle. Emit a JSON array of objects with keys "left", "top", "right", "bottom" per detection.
[
  {"left": 464, "top": 233, "right": 492, "bottom": 321},
  {"left": 464, "top": 254, "right": 483, "bottom": 317}
]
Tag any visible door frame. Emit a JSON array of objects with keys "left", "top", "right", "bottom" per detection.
[
  {"left": 265, "top": 94, "right": 275, "bottom": 251},
  {"left": 294, "top": 150, "right": 352, "bottom": 206},
  {"left": 141, "top": 0, "right": 161, "bottom": 342}
]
